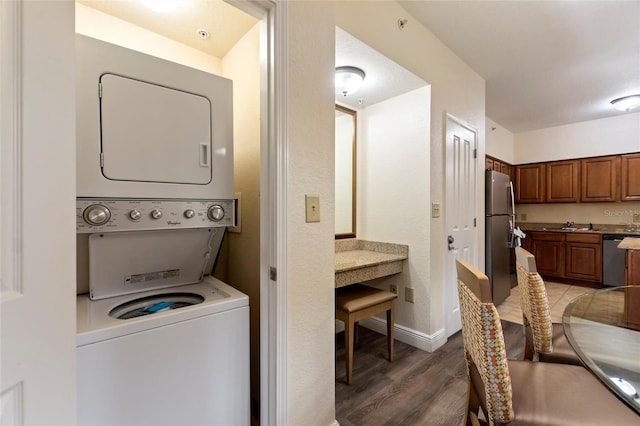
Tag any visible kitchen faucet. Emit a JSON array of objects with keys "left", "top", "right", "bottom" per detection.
[{"left": 566, "top": 221, "right": 574, "bottom": 228}]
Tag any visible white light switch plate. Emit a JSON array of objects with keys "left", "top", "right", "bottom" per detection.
[
  {"left": 305, "top": 195, "right": 320, "bottom": 223},
  {"left": 431, "top": 203, "right": 441, "bottom": 218}
]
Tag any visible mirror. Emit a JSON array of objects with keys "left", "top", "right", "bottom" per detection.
[{"left": 335, "top": 105, "right": 356, "bottom": 238}]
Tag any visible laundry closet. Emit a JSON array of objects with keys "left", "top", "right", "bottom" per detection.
[{"left": 74, "top": 2, "right": 262, "bottom": 424}]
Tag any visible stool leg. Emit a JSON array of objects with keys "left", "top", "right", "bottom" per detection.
[
  {"left": 354, "top": 320, "right": 359, "bottom": 345},
  {"left": 345, "top": 317, "right": 355, "bottom": 385},
  {"left": 387, "top": 305, "right": 394, "bottom": 362}
]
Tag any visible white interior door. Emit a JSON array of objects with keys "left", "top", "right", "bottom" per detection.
[
  {"left": 444, "top": 114, "right": 478, "bottom": 337},
  {"left": 1, "top": 1, "right": 76, "bottom": 423}
]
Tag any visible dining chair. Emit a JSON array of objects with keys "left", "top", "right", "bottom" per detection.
[
  {"left": 514, "top": 247, "right": 582, "bottom": 365},
  {"left": 455, "top": 259, "right": 638, "bottom": 425},
  {"left": 335, "top": 284, "right": 397, "bottom": 385}
]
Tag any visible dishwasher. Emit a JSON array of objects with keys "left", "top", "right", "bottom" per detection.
[{"left": 602, "top": 234, "right": 639, "bottom": 287}]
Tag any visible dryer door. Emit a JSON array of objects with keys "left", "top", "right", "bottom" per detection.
[{"left": 100, "top": 73, "right": 212, "bottom": 185}]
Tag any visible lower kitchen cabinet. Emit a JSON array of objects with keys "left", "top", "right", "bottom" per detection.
[
  {"left": 565, "top": 233, "right": 602, "bottom": 282},
  {"left": 531, "top": 232, "right": 565, "bottom": 278},
  {"left": 526, "top": 231, "right": 602, "bottom": 284},
  {"left": 625, "top": 249, "right": 640, "bottom": 285}
]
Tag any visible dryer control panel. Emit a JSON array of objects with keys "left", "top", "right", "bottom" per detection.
[{"left": 76, "top": 198, "right": 235, "bottom": 233}]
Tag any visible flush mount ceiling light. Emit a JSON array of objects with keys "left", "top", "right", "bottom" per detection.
[
  {"left": 142, "top": 0, "right": 182, "bottom": 14},
  {"left": 335, "top": 66, "right": 366, "bottom": 97},
  {"left": 611, "top": 94, "right": 640, "bottom": 112}
]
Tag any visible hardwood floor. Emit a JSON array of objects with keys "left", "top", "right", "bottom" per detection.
[{"left": 335, "top": 321, "right": 525, "bottom": 426}]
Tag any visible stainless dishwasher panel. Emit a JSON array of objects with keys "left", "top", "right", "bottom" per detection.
[{"left": 602, "top": 235, "right": 638, "bottom": 287}]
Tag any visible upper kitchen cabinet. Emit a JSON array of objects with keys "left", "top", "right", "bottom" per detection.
[
  {"left": 545, "top": 160, "right": 579, "bottom": 203},
  {"left": 515, "top": 163, "right": 545, "bottom": 203},
  {"left": 580, "top": 156, "right": 620, "bottom": 202},
  {"left": 621, "top": 153, "right": 640, "bottom": 201}
]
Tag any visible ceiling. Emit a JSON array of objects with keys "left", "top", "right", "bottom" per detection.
[
  {"left": 399, "top": 0, "right": 640, "bottom": 133},
  {"left": 78, "top": 0, "right": 640, "bottom": 134}
]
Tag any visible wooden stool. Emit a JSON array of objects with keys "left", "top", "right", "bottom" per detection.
[{"left": 335, "top": 284, "right": 397, "bottom": 384}]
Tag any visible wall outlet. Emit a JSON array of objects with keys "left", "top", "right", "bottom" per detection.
[
  {"left": 521, "top": 213, "right": 527, "bottom": 221},
  {"left": 633, "top": 213, "right": 640, "bottom": 223},
  {"left": 405, "top": 287, "right": 414, "bottom": 303},
  {"left": 389, "top": 284, "right": 398, "bottom": 294}
]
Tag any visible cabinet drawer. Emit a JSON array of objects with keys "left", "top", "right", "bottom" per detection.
[
  {"left": 532, "top": 232, "right": 565, "bottom": 242},
  {"left": 566, "top": 233, "right": 601, "bottom": 244}
]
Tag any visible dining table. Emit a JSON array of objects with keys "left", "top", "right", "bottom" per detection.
[{"left": 563, "top": 285, "right": 640, "bottom": 414}]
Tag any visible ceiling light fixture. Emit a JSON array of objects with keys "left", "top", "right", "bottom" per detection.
[
  {"left": 335, "top": 66, "right": 366, "bottom": 97},
  {"left": 142, "top": 0, "right": 182, "bottom": 14},
  {"left": 610, "top": 94, "right": 640, "bottom": 112}
]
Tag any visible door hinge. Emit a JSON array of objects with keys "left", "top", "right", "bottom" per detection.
[
  {"left": 98, "top": 83, "right": 102, "bottom": 98},
  {"left": 100, "top": 152, "right": 104, "bottom": 168},
  {"left": 474, "top": 218, "right": 477, "bottom": 227},
  {"left": 473, "top": 148, "right": 477, "bottom": 159},
  {"left": 269, "top": 266, "right": 277, "bottom": 281}
]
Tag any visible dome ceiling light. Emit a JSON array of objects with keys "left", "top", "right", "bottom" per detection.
[
  {"left": 610, "top": 94, "right": 640, "bottom": 112},
  {"left": 335, "top": 66, "right": 366, "bottom": 97}
]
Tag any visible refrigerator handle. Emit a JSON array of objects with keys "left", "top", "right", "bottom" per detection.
[{"left": 509, "top": 181, "right": 516, "bottom": 248}]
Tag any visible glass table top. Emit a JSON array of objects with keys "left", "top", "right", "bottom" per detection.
[{"left": 563, "top": 286, "right": 640, "bottom": 414}]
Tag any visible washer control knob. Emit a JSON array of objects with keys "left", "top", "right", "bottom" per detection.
[
  {"left": 129, "top": 209, "right": 142, "bottom": 221},
  {"left": 150, "top": 209, "right": 163, "bottom": 220},
  {"left": 83, "top": 204, "right": 111, "bottom": 226},
  {"left": 184, "top": 209, "right": 195, "bottom": 219},
  {"left": 207, "top": 205, "right": 225, "bottom": 222}
]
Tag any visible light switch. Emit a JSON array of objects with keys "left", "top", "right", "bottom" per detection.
[
  {"left": 431, "top": 203, "right": 441, "bottom": 218},
  {"left": 305, "top": 195, "right": 320, "bottom": 223}
]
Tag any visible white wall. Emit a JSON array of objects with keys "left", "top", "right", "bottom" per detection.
[
  {"left": 486, "top": 117, "right": 515, "bottom": 163},
  {"left": 357, "top": 87, "right": 431, "bottom": 334},
  {"left": 514, "top": 112, "right": 640, "bottom": 164},
  {"left": 285, "top": 2, "right": 336, "bottom": 425},
  {"left": 336, "top": 1, "right": 486, "bottom": 337},
  {"left": 75, "top": 3, "right": 222, "bottom": 74}
]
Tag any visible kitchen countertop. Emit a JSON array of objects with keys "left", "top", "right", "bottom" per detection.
[
  {"left": 518, "top": 223, "right": 640, "bottom": 236},
  {"left": 618, "top": 237, "right": 640, "bottom": 250},
  {"left": 335, "top": 240, "right": 408, "bottom": 288}
]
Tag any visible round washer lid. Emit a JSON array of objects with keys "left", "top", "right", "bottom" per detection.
[{"left": 109, "top": 292, "right": 205, "bottom": 320}]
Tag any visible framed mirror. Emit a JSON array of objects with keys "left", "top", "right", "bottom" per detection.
[{"left": 335, "top": 105, "right": 356, "bottom": 239}]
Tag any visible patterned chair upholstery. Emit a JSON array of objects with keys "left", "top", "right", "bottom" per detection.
[
  {"left": 515, "top": 247, "right": 581, "bottom": 365},
  {"left": 455, "top": 259, "right": 638, "bottom": 425}
]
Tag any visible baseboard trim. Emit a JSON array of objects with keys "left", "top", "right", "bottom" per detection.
[{"left": 358, "top": 317, "right": 447, "bottom": 353}]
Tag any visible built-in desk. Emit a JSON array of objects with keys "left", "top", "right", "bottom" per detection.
[{"left": 335, "top": 240, "right": 408, "bottom": 288}]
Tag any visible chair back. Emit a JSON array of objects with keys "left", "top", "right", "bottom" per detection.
[
  {"left": 515, "top": 247, "right": 553, "bottom": 354},
  {"left": 456, "top": 259, "right": 514, "bottom": 425}
]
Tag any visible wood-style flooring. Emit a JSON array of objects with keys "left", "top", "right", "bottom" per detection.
[{"left": 335, "top": 321, "right": 525, "bottom": 426}]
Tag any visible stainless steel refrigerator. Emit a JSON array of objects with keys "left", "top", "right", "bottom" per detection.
[{"left": 485, "top": 170, "right": 515, "bottom": 305}]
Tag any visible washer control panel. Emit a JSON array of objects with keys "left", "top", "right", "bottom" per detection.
[{"left": 77, "top": 198, "right": 235, "bottom": 233}]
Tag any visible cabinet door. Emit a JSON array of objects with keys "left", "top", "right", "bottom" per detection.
[
  {"left": 531, "top": 232, "right": 565, "bottom": 277},
  {"left": 621, "top": 153, "right": 640, "bottom": 201},
  {"left": 485, "top": 157, "right": 494, "bottom": 171},
  {"left": 565, "top": 241, "right": 602, "bottom": 282},
  {"left": 546, "top": 160, "right": 579, "bottom": 203},
  {"left": 515, "top": 164, "right": 545, "bottom": 203},
  {"left": 580, "top": 156, "right": 620, "bottom": 202},
  {"left": 493, "top": 159, "right": 502, "bottom": 172},
  {"left": 500, "top": 163, "right": 512, "bottom": 178}
]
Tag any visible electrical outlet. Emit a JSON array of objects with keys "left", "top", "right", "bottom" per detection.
[
  {"left": 405, "top": 287, "right": 414, "bottom": 303},
  {"left": 633, "top": 213, "right": 640, "bottom": 223},
  {"left": 521, "top": 213, "right": 527, "bottom": 221},
  {"left": 390, "top": 284, "right": 398, "bottom": 294},
  {"left": 305, "top": 195, "right": 320, "bottom": 223}
]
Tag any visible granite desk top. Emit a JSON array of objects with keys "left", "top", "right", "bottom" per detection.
[{"left": 335, "top": 240, "right": 408, "bottom": 288}]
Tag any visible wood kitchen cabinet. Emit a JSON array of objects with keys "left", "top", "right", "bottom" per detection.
[
  {"left": 565, "top": 233, "right": 602, "bottom": 282},
  {"left": 530, "top": 232, "right": 565, "bottom": 277},
  {"left": 621, "top": 153, "right": 640, "bottom": 201},
  {"left": 485, "top": 157, "right": 494, "bottom": 170},
  {"left": 625, "top": 249, "right": 640, "bottom": 285},
  {"left": 516, "top": 164, "right": 545, "bottom": 203},
  {"left": 526, "top": 231, "right": 602, "bottom": 284},
  {"left": 546, "top": 160, "right": 579, "bottom": 203},
  {"left": 580, "top": 156, "right": 620, "bottom": 202}
]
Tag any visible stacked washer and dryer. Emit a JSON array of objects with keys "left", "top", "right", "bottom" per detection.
[{"left": 75, "top": 35, "right": 249, "bottom": 425}]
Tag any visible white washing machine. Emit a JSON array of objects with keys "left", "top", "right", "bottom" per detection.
[{"left": 77, "top": 277, "right": 249, "bottom": 426}]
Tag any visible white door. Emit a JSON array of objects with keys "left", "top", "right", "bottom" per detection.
[
  {"left": 444, "top": 114, "right": 478, "bottom": 337},
  {"left": 1, "top": 1, "right": 76, "bottom": 423}
]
